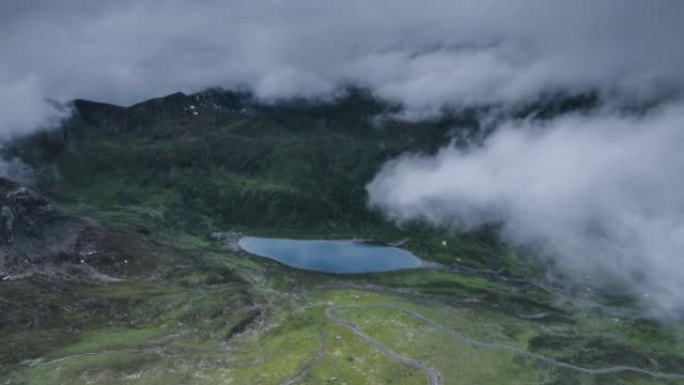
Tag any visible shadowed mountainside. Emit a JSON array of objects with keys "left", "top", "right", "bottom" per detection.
[{"left": 3, "top": 88, "right": 600, "bottom": 234}]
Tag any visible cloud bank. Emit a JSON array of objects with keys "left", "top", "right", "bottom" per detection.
[{"left": 368, "top": 105, "right": 684, "bottom": 316}]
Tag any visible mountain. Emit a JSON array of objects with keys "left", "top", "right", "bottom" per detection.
[
  {"left": 4, "top": 88, "right": 601, "bottom": 232},
  {"left": 1, "top": 89, "right": 682, "bottom": 385},
  {"left": 5, "top": 88, "right": 460, "bottom": 233}
]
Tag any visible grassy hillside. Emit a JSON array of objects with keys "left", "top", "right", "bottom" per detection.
[
  {"left": 7, "top": 89, "right": 463, "bottom": 232},
  {"left": 8, "top": 88, "right": 599, "bottom": 233},
  {"left": 4, "top": 88, "right": 682, "bottom": 385}
]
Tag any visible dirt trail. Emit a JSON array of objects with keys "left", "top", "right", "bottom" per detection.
[
  {"left": 280, "top": 332, "right": 327, "bottom": 385},
  {"left": 326, "top": 306, "right": 443, "bottom": 385},
  {"left": 326, "top": 303, "right": 684, "bottom": 383}
]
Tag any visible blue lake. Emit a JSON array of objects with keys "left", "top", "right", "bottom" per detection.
[{"left": 238, "top": 237, "right": 423, "bottom": 273}]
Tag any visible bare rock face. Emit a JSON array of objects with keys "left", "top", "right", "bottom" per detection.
[{"left": 0, "top": 178, "right": 87, "bottom": 276}]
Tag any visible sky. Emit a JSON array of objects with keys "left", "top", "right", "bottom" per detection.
[
  {"left": 1, "top": 0, "right": 683, "bottom": 134},
  {"left": 1, "top": 0, "right": 684, "bottom": 316}
]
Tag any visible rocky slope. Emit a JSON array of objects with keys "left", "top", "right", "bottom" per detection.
[{"left": 0, "top": 178, "right": 88, "bottom": 278}]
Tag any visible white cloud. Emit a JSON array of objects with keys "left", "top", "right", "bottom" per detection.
[{"left": 368, "top": 104, "right": 684, "bottom": 316}]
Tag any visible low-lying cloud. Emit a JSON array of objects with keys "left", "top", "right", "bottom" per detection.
[
  {"left": 0, "top": 76, "right": 65, "bottom": 140},
  {"left": 368, "top": 104, "right": 684, "bottom": 316}
]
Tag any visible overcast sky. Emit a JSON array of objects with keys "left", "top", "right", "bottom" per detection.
[
  {"left": 2, "top": 0, "right": 684, "bottom": 316},
  {"left": 1, "top": 0, "right": 684, "bottom": 135}
]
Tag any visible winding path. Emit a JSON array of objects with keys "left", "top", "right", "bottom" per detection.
[
  {"left": 325, "top": 303, "right": 684, "bottom": 384},
  {"left": 326, "top": 306, "right": 443, "bottom": 385},
  {"left": 280, "top": 332, "right": 327, "bottom": 385}
]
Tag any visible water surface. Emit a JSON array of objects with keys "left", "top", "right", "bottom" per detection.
[{"left": 238, "top": 236, "right": 422, "bottom": 273}]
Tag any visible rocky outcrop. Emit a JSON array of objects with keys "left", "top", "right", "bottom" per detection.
[{"left": 0, "top": 178, "right": 87, "bottom": 277}]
